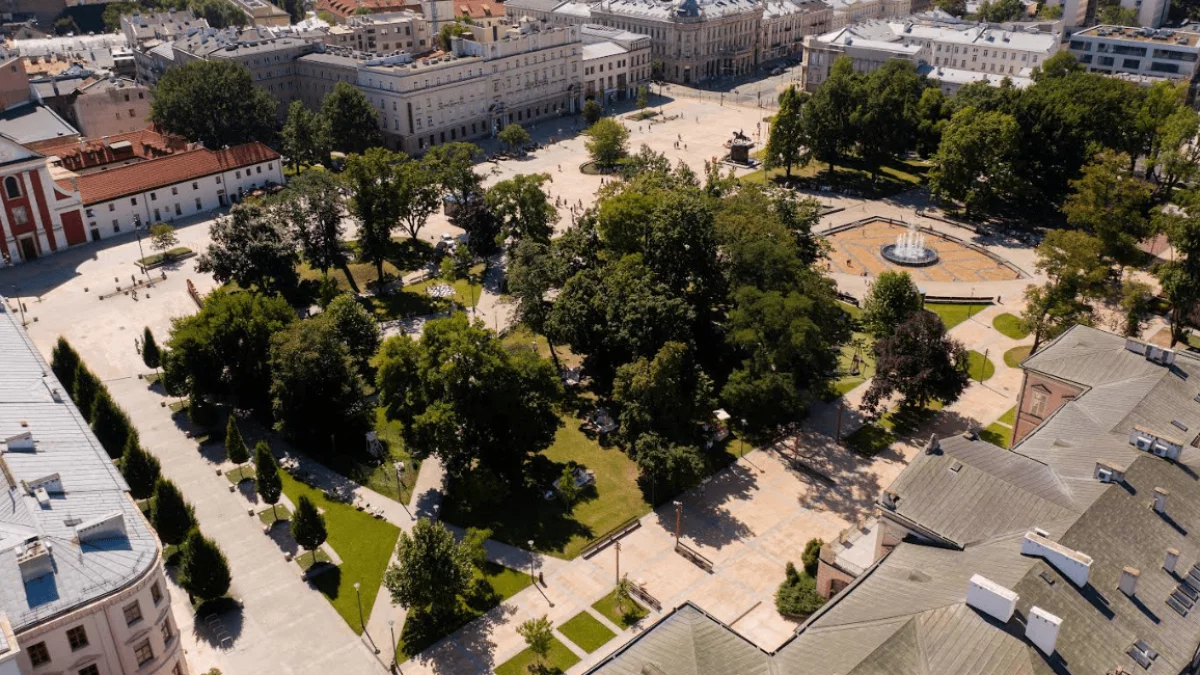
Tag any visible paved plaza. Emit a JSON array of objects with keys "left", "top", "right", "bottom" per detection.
[
  {"left": 824, "top": 218, "right": 1023, "bottom": 283},
  {"left": 0, "top": 91, "right": 1107, "bottom": 675}
]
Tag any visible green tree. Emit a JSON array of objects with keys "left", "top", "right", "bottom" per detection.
[
  {"left": 1038, "top": 3, "right": 1063, "bottom": 17},
  {"left": 460, "top": 527, "right": 492, "bottom": 569},
  {"left": 763, "top": 86, "right": 806, "bottom": 178},
  {"left": 584, "top": 118, "right": 630, "bottom": 167},
  {"left": 151, "top": 478, "right": 195, "bottom": 547},
  {"left": 91, "top": 393, "right": 135, "bottom": 460},
  {"left": 149, "top": 224, "right": 179, "bottom": 262},
  {"left": 860, "top": 270, "right": 923, "bottom": 337},
  {"left": 279, "top": 0, "right": 304, "bottom": 23},
  {"left": 854, "top": 61, "right": 924, "bottom": 178},
  {"left": 915, "top": 87, "right": 949, "bottom": 158},
  {"left": 384, "top": 519, "right": 473, "bottom": 617},
  {"left": 632, "top": 433, "right": 706, "bottom": 497},
  {"left": 73, "top": 363, "right": 102, "bottom": 423},
  {"left": 120, "top": 438, "right": 161, "bottom": 500},
  {"left": 976, "top": 0, "right": 1025, "bottom": 21},
  {"left": 142, "top": 327, "right": 162, "bottom": 371},
  {"left": 197, "top": 202, "right": 299, "bottom": 295},
  {"left": 51, "top": 337, "right": 82, "bottom": 396},
  {"left": 1097, "top": 0, "right": 1140, "bottom": 24},
  {"left": 438, "top": 20, "right": 471, "bottom": 51},
  {"left": 269, "top": 318, "right": 367, "bottom": 446},
  {"left": 323, "top": 295, "right": 382, "bottom": 374},
  {"left": 280, "top": 100, "right": 332, "bottom": 170},
  {"left": 801, "top": 538, "right": 823, "bottom": 576},
  {"left": 179, "top": 530, "right": 231, "bottom": 601},
  {"left": 486, "top": 173, "right": 557, "bottom": 246},
  {"left": 934, "top": 0, "right": 966, "bottom": 13},
  {"left": 254, "top": 441, "right": 283, "bottom": 520},
  {"left": 507, "top": 239, "right": 567, "bottom": 360},
  {"left": 1156, "top": 191, "right": 1200, "bottom": 344},
  {"left": 800, "top": 57, "right": 860, "bottom": 174},
  {"left": 929, "top": 107, "right": 1026, "bottom": 217},
  {"left": 516, "top": 615, "right": 554, "bottom": 669},
  {"left": 345, "top": 148, "right": 402, "bottom": 283},
  {"left": 225, "top": 417, "right": 250, "bottom": 466},
  {"left": 861, "top": 312, "right": 970, "bottom": 417},
  {"left": 290, "top": 495, "right": 328, "bottom": 566},
  {"left": 375, "top": 314, "right": 562, "bottom": 481},
  {"left": 166, "top": 289, "right": 295, "bottom": 410},
  {"left": 1062, "top": 149, "right": 1152, "bottom": 270},
  {"left": 395, "top": 155, "right": 442, "bottom": 240},
  {"left": 102, "top": 2, "right": 141, "bottom": 31},
  {"left": 613, "top": 342, "right": 715, "bottom": 446},
  {"left": 776, "top": 561, "right": 824, "bottom": 617},
  {"left": 498, "top": 123, "right": 532, "bottom": 153},
  {"left": 1150, "top": 105, "right": 1200, "bottom": 199},
  {"left": 191, "top": 0, "right": 246, "bottom": 28},
  {"left": 149, "top": 59, "right": 276, "bottom": 148},
  {"left": 582, "top": 99, "right": 603, "bottom": 125},
  {"left": 321, "top": 82, "right": 383, "bottom": 154},
  {"left": 1020, "top": 229, "right": 1108, "bottom": 351},
  {"left": 614, "top": 575, "right": 636, "bottom": 613},
  {"left": 1120, "top": 280, "right": 1155, "bottom": 338},
  {"left": 284, "top": 169, "right": 347, "bottom": 274}
]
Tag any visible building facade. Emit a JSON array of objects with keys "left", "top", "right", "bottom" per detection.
[
  {"left": 762, "top": 0, "right": 832, "bottom": 61},
  {"left": 70, "top": 78, "right": 152, "bottom": 138},
  {"left": 0, "top": 299, "right": 188, "bottom": 675},
  {"left": 325, "top": 11, "right": 432, "bottom": 53},
  {"left": 581, "top": 28, "right": 652, "bottom": 100},
  {"left": 1068, "top": 25, "right": 1200, "bottom": 82}
]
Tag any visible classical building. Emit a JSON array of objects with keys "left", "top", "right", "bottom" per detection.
[
  {"left": 297, "top": 20, "right": 584, "bottom": 153},
  {"left": 581, "top": 24, "right": 652, "bottom": 100},
  {"left": 228, "top": 0, "right": 292, "bottom": 26},
  {"left": 826, "top": 0, "right": 910, "bottom": 29},
  {"left": 802, "top": 20, "right": 1058, "bottom": 90},
  {"left": 70, "top": 77, "right": 152, "bottom": 138},
  {"left": 0, "top": 299, "right": 189, "bottom": 675},
  {"left": 587, "top": 326, "right": 1200, "bottom": 675},
  {"left": 325, "top": 11, "right": 432, "bottom": 53},
  {"left": 762, "top": 0, "right": 832, "bottom": 61},
  {"left": 1068, "top": 25, "right": 1200, "bottom": 83}
]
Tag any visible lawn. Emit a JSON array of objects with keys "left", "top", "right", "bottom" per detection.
[
  {"left": 298, "top": 237, "right": 433, "bottom": 295},
  {"left": 1004, "top": 345, "right": 1033, "bottom": 368},
  {"left": 295, "top": 548, "right": 333, "bottom": 572},
  {"left": 406, "top": 262, "right": 485, "bottom": 309},
  {"left": 440, "top": 413, "right": 651, "bottom": 559},
  {"left": 319, "top": 408, "right": 420, "bottom": 504},
  {"left": 258, "top": 503, "right": 292, "bottom": 526},
  {"left": 741, "top": 157, "right": 929, "bottom": 198},
  {"left": 224, "top": 465, "right": 255, "bottom": 485},
  {"left": 494, "top": 635, "right": 580, "bottom": 675},
  {"left": 844, "top": 401, "right": 943, "bottom": 457},
  {"left": 592, "top": 589, "right": 648, "bottom": 629},
  {"left": 964, "top": 350, "right": 995, "bottom": 383},
  {"left": 992, "top": 313, "right": 1029, "bottom": 339},
  {"left": 998, "top": 406, "right": 1015, "bottom": 426},
  {"left": 396, "top": 561, "right": 534, "bottom": 659},
  {"left": 559, "top": 611, "right": 617, "bottom": 653},
  {"left": 980, "top": 423, "right": 1011, "bottom": 449},
  {"left": 136, "top": 247, "right": 192, "bottom": 268},
  {"left": 279, "top": 470, "right": 400, "bottom": 634},
  {"left": 926, "top": 303, "right": 991, "bottom": 330},
  {"left": 834, "top": 331, "right": 875, "bottom": 396}
]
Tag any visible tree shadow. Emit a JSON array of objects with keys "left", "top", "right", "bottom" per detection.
[
  {"left": 650, "top": 462, "right": 757, "bottom": 550},
  {"left": 236, "top": 479, "right": 258, "bottom": 504},
  {"left": 268, "top": 522, "right": 301, "bottom": 557},
  {"left": 188, "top": 596, "right": 245, "bottom": 650}
]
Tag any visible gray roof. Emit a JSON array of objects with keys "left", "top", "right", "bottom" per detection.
[
  {"left": 0, "top": 303, "right": 159, "bottom": 632},
  {"left": 587, "top": 603, "right": 773, "bottom": 675},
  {"left": 0, "top": 103, "right": 78, "bottom": 144}
]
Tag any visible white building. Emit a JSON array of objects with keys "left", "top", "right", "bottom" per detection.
[
  {"left": 0, "top": 299, "right": 189, "bottom": 675},
  {"left": 1068, "top": 25, "right": 1200, "bottom": 81},
  {"left": 826, "top": 0, "right": 911, "bottom": 30},
  {"left": 580, "top": 24, "right": 652, "bottom": 100},
  {"left": 325, "top": 11, "right": 432, "bottom": 54},
  {"left": 802, "top": 20, "right": 1057, "bottom": 90}
]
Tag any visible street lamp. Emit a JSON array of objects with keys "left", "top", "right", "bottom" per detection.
[
  {"left": 389, "top": 620, "right": 398, "bottom": 673},
  {"left": 9, "top": 285, "right": 25, "bottom": 326},
  {"left": 673, "top": 501, "right": 682, "bottom": 546},
  {"left": 528, "top": 540, "right": 536, "bottom": 584},
  {"left": 353, "top": 582, "right": 364, "bottom": 633},
  {"left": 432, "top": 504, "right": 439, "bottom": 523},
  {"left": 133, "top": 215, "right": 151, "bottom": 284}
]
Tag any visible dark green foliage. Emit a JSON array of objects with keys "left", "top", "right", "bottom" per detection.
[
  {"left": 613, "top": 342, "right": 714, "bottom": 447},
  {"left": 290, "top": 495, "right": 328, "bottom": 565},
  {"left": 120, "top": 438, "right": 161, "bottom": 500},
  {"left": 280, "top": 101, "right": 332, "bottom": 171},
  {"left": 384, "top": 519, "right": 473, "bottom": 617},
  {"left": 73, "top": 363, "right": 101, "bottom": 423},
  {"left": 149, "top": 59, "right": 276, "bottom": 148},
  {"left": 269, "top": 317, "right": 368, "bottom": 445},
  {"left": 196, "top": 203, "right": 300, "bottom": 295},
  {"left": 486, "top": 173, "right": 557, "bottom": 246},
  {"left": 225, "top": 417, "right": 250, "bottom": 466},
  {"left": 861, "top": 312, "right": 970, "bottom": 416},
  {"left": 632, "top": 434, "right": 706, "bottom": 497},
  {"left": 142, "top": 327, "right": 161, "bottom": 370},
  {"left": 91, "top": 393, "right": 135, "bottom": 460},
  {"left": 323, "top": 295, "right": 381, "bottom": 375},
  {"left": 582, "top": 99, "right": 603, "bottom": 125},
  {"left": 344, "top": 148, "right": 402, "bottom": 283},
  {"left": 254, "top": 441, "right": 283, "bottom": 517},
  {"left": 151, "top": 479, "right": 195, "bottom": 547},
  {"left": 321, "top": 82, "right": 383, "bottom": 154},
  {"left": 179, "top": 530, "right": 231, "bottom": 601},
  {"left": 51, "top": 337, "right": 81, "bottom": 395},
  {"left": 776, "top": 562, "right": 824, "bottom": 617},
  {"left": 802, "top": 538, "right": 823, "bottom": 577},
  {"left": 861, "top": 271, "right": 923, "bottom": 337}
]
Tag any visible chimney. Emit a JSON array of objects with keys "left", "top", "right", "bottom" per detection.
[
  {"left": 1118, "top": 566, "right": 1140, "bottom": 597},
  {"left": 1025, "top": 606, "right": 1062, "bottom": 655},
  {"left": 1154, "top": 487, "right": 1169, "bottom": 514},
  {"left": 1165, "top": 548, "right": 1180, "bottom": 574},
  {"left": 925, "top": 434, "right": 940, "bottom": 454},
  {"left": 1021, "top": 530, "right": 1092, "bottom": 587},
  {"left": 966, "top": 574, "right": 1018, "bottom": 622}
]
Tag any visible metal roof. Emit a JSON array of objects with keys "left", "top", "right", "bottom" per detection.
[{"left": 0, "top": 301, "right": 159, "bottom": 632}]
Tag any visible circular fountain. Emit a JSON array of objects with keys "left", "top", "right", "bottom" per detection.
[{"left": 881, "top": 223, "right": 939, "bottom": 266}]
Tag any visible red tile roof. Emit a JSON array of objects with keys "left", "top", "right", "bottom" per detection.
[
  {"left": 59, "top": 142, "right": 280, "bottom": 205},
  {"left": 31, "top": 128, "right": 188, "bottom": 172},
  {"left": 315, "top": 0, "right": 418, "bottom": 18},
  {"left": 457, "top": 0, "right": 503, "bottom": 18}
]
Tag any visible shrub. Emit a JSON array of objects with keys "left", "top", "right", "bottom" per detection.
[
  {"left": 179, "top": 529, "right": 231, "bottom": 601},
  {"left": 73, "top": 363, "right": 102, "bottom": 423},
  {"left": 91, "top": 393, "right": 135, "bottom": 460},
  {"left": 151, "top": 479, "right": 195, "bottom": 547},
  {"left": 776, "top": 562, "right": 824, "bottom": 618},
  {"left": 802, "top": 538, "right": 824, "bottom": 577},
  {"left": 51, "top": 337, "right": 81, "bottom": 394},
  {"left": 120, "top": 438, "right": 161, "bottom": 500}
]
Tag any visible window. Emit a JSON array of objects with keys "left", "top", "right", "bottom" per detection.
[
  {"left": 256, "top": 166, "right": 262, "bottom": 174},
  {"left": 235, "top": 171, "right": 241, "bottom": 179},
  {"left": 150, "top": 192, "right": 157, "bottom": 201},
  {"left": 4, "top": 176, "right": 20, "bottom": 199},
  {"left": 134, "top": 639, "right": 154, "bottom": 665},
  {"left": 79, "top": 666, "right": 99, "bottom": 675},
  {"left": 124, "top": 601, "right": 143, "bottom": 625},
  {"left": 1030, "top": 388, "right": 1049, "bottom": 418},
  {"left": 131, "top": 197, "right": 137, "bottom": 206},
  {"left": 192, "top": 182, "right": 199, "bottom": 190},
  {"left": 68, "top": 626, "right": 89, "bottom": 650},
  {"left": 195, "top": 198, "right": 203, "bottom": 211},
  {"left": 171, "top": 187, "right": 178, "bottom": 196},
  {"left": 108, "top": 203, "right": 114, "bottom": 212},
  {"left": 215, "top": 176, "right": 221, "bottom": 184},
  {"left": 162, "top": 619, "right": 174, "bottom": 643},
  {"left": 28, "top": 641, "right": 50, "bottom": 666},
  {"left": 151, "top": 582, "right": 163, "bottom": 605},
  {"left": 12, "top": 206, "right": 27, "bottom": 226},
  {"left": 113, "top": 220, "right": 120, "bottom": 232}
]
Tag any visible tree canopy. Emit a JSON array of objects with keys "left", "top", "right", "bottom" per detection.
[
  {"left": 861, "top": 312, "right": 970, "bottom": 415},
  {"left": 269, "top": 316, "right": 368, "bottom": 446},
  {"left": 149, "top": 59, "right": 276, "bottom": 148},
  {"left": 384, "top": 519, "right": 473, "bottom": 618},
  {"left": 197, "top": 203, "right": 299, "bottom": 295},
  {"left": 321, "top": 82, "right": 383, "bottom": 154}
]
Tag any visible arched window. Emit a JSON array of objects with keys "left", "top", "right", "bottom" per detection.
[{"left": 4, "top": 176, "right": 19, "bottom": 199}]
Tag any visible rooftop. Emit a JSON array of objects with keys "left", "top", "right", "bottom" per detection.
[
  {"left": 594, "top": 0, "right": 760, "bottom": 21},
  {"left": 0, "top": 303, "right": 159, "bottom": 632},
  {"left": 0, "top": 103, "right": 78, "bottom": 145},
  {"left": 583, "top": 41, "right": 628, "bottom": 59},
  {"left": 1074, "top": 24, "right": 1200, "bottom": 47}
]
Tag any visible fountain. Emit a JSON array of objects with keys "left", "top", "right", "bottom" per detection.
[{"left": 881, "top": 223, "right": 938, "bottom": 266}]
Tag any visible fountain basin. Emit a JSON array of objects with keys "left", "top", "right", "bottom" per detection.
[{"left": 881, "top": 243, "right": 939, "bottom": 266}]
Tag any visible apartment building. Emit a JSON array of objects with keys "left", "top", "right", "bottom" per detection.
[
  {"left": 0, "top": 300, "right": 188, "bottom": 675},
  {"left": 315, "top": 0, "right": 419, "bottom": 21},
  {"left": 762, "top": 0, "right": 832, "bottom": 60},
  {"left": 120, "top": 10, "right": 210, "bottom": 51},
  {"left": 70, "top": 77, "right": 151, "bottom": 138},
  {"left": 1068, "top": 25, "right": 1200, "bottom": 82},
  {"left": 826, "top": 0, "right": 910, "bottom": 29},
  {"left": 802, "top": 20, "right": 1058, "bottom": 90},
  {"left": 325, "top": 11, "right": 431, "bottom": 53},
  {"left": 580, "top": 24, "right": 651, "bottom": 99},
  {"left": 228, "top": 0, "right": 291, "bottom": 26}
]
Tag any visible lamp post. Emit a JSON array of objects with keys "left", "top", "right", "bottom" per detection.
[
  {"left": 10, "top": 285, "right": 25, "bottom": 326},
  {"left": 133, "top": 215, "right": 151, "bottom": 284},
  {"left": 614, "top": 541, "right": 621, "bottom": 584},
  {"left": 673, "top": 501, "right": 682, "bottom": 546},
  {"left": 528, "top": 540, "right": 536, "bottom": 584},
  {"left": 353, "top": 582, "right": 365, "bottom": 633},
  {"left": 432, "top": 504, "right": 439, "bottom": 523},
  {"left": 389, "top": 620, "right": 397, "bottom": 673}
]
